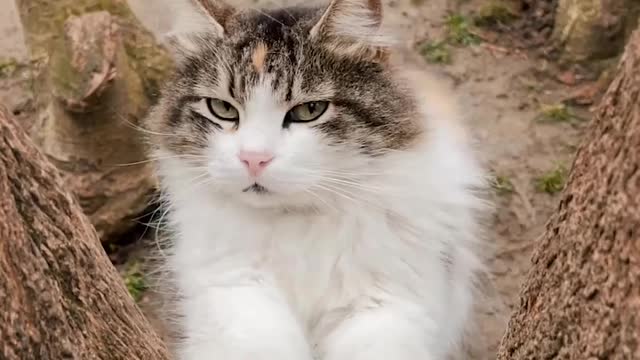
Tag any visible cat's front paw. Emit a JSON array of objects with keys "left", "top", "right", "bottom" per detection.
[
  {"left": 178, "top": 341, "right": 314, "bottom": 360},
  {"left": 321, "top": 308, "right": 441, "bottom": 360}
]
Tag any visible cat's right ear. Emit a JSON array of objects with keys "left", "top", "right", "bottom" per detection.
[
  {"left": 308, "top": 0, "right": 394, "bottom": 61},
  {"left": 162, "top": 0, "right": 235, "bottom": 61}
]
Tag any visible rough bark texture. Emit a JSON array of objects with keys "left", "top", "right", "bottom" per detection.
[
  {"left": 16, "top": 0, "right": 173, "bottom": 241},
  {"left": 497, "top": 28, "right": 640, "bottom": 359},
  {"left": 0, "top": 104, "right": 170, "bottom": 360},
  {"left": 551, "top": 0, "right": 640, "bottom": 62}
]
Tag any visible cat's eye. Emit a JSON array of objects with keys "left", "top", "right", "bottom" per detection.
[
  {"left": 287, "top": 101, "right": 329, "bottom": 123},
  {"left": 206, "top": 98, "right": 239, "bottom": 121}
]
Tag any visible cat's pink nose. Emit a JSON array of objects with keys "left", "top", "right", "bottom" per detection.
[{"left": 238, "top": 150, "right": 274, "bottom": 177}]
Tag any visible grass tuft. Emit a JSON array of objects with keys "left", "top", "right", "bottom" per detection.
[
  {"left": 491, "top": 174, "right": 515, "bottom": 195},
  {"left": 445, "top": 14, "right": 480, "bottom": 46},
  {"left": 123, "top": 261, "right": 148, "bottom": 302},
  {"left": 537, "top": 104, "right": 574, "bottom": 123},
  {"left": 535, "top": 165, "right": 568, "bottom": 194},
  {"left": 419, "top": 41, "right": 452, "bottom": 64},
  {"left": 0, "top": 58, "right": 19, "bottom": 78}
]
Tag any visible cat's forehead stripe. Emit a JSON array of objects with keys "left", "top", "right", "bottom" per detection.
[{"left": 252, "top": 42, "right": 269, "bottom": 73}]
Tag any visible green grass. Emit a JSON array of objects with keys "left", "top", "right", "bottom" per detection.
[
  {"left": 0, "top": 58, "right": 19, "bottom": 78},
  {"left": 536, "top": 104, "right": 574, "bottom": 123},
  {"left": 419, "top": 41, "right": 452, "bottom": 64},
  {"left": 445, "top": 14, "right": 480, "bottom": 46},
  {"left": 474, "top": 0, "right": 518, "bottom": 27},
  {"left": 535, "top": 165, "right": 568, "bottom": 194},
  {"left": 491, "top": 174, "right": 515, "bottom": 195},
  {"left": 123, "top": 261, "right": 148, "bottom": 302},
  {"left": 417, "top": 13, "right": 483, "bottom": 64}
]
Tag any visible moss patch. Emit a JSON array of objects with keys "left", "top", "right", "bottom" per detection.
[
  {"left": 15, "top": 0, "right": 172, "bottom": 102},
  {"left": 474, "top": 0, "right": 519, "bottom": 27}
]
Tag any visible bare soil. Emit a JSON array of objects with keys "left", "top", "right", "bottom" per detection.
[{"left": 0, "top": 0, "right": 596, "bottom": 358}]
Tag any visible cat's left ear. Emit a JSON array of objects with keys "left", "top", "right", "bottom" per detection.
[
  {"left": 310, "top": 0, "right": 391, "bottom": 59},
  {"left": 162, "top": 0, "right": 236, "bottom": 61}
]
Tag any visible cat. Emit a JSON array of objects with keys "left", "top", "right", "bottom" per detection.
[{"left": 144, "top": 0, "right": 489, "bottom": 359}]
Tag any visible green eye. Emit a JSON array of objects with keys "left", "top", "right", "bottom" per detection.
[
  {"left": 206, "top": 98, "right": 239, "bottom": 121},
  {"left": 288, "top": 101, "right": 329, "bottom": 123}
]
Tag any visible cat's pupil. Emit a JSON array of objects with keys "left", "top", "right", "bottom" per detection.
[{"left": 308, "top": 103, "right": 317, "bottom": 114}]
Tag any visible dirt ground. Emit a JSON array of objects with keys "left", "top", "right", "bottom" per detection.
[{"left": 0, "top": 0, "right": 594, "bottom": 358}]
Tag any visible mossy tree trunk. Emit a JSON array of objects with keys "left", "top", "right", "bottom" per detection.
[
  {"left": 16, "top": 0, "right": 173, "bottom": 241},
  {"left": 0, "top": 104, "right": 170, "bottom": 359},
  {"left": 497, "top": 27, "right": 640, "bottom": 359},
  {"left": 551, "top": 0, "right": 640, "bottom": 62}
]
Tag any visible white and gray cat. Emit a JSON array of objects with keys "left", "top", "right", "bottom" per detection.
[{"left": 145, "top": 0, "right": 489, "bottom": 359}]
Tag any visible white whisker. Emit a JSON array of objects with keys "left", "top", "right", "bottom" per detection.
[
  {"left": 117, "top": 113, "right": 178, "bottom": 138},
  {"left": 115, "top": 154, "right": 208, "bottom": 167}
]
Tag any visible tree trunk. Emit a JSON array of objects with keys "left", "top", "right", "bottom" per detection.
[
  {"left": 497, "top": 28, "right": 640, "bottom": 359},
  {"left": 16, "top": 0, "right": 173, "bottom": 241},
  {"left": 0, "top": 103, "right": 170, "bottom": 359},
  {"left": 551, "top": 0, "right": 640, "bottom": 62}
]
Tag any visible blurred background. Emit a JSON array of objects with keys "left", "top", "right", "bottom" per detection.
[{"left": 1, "top": 0, "right": 636, "bottom": 358}]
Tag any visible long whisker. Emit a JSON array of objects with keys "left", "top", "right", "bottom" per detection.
[
  {"left": 116, "top": 113, "right": 179, "bottom": 138},
  {"left": 115, "top": 154, "right": 209, "bottom": 167},
  {"left": 187, "top": 173, "right": 219, "bottom": 192},
  {"left": 313, "top": 181, "right": 389, "bottom": 211},
  {"left": 311, "top": 183, "right": 365, "bottom": 207},
  {"left": 153, "top": 203, "right": 173, "bottom": 257},
  {"left": 303, "top": 188, "right": 339, "bottom": 213},
  {"left": 287, "top": 166, "right": 388, "bottom": 177},
  {"left": 319, "top": 177, "right": 387, "bottom": 192}
]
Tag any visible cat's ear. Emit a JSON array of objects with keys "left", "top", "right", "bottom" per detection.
[
  {"left": 162, "top": 0, "right": 235, "bottom": 61},
  {"left": 310, "top": 0, "right": 391, "bottom": 58}
]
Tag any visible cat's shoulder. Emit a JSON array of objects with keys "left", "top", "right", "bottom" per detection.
[{"left": 392, "top": 57, "right": 470, "bottom": 144}]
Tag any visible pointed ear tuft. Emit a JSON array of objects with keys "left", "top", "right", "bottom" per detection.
[
  {"left": 310, "top": 0, "right": 391, "bottom": 56},
  {"left": 188, "top": 0, "right": 236, "bottom": 33},
  {"left": 161, "top": 0, "right": 235, "bottom": 61}
]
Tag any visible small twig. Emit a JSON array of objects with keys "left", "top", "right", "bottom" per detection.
[
  {"left": 482, "top": 43, "right": 510, "bottom": 53},
  {"left": 468, "top": 29, "right": 495, "bottom": 43},
  {"left": 477, "top": 41, "right": 528, "bottom": 60}
]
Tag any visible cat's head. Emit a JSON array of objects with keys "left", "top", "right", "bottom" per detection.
[{"left": 147, "top": 0, "right": 422, "bottom": 209}]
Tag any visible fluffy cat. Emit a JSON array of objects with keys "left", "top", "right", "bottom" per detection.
[{"left": 145, "top": 0, "right": 489, "bottom": 359}]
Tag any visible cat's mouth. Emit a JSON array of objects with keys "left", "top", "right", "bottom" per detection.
[{"left": 242, "top": 183, "right": 270, "bottom": 194}]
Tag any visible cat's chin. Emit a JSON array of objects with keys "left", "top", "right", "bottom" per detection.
[
  {"left": 236, "top": 189, "right": 279, "bottom": 208},
  {"left": 232, "top": 188, "right": 322, "bottom": 213}
]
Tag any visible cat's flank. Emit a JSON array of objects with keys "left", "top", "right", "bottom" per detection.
[{"left": 146, "top": 0, "right": 488, "bottom": 359}]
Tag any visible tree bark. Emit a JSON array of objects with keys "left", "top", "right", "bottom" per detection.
[
  {"left": 16, "top": 0, "right": 173, "bottom": 241},
  {"left": 497, "top": 28, "right": 640, "bottom": 359},
  {"left": 0, "top": 103, "right": 170, "bottom": 359},
  {"left": 551, "top": 0, "right": 640, "bottom": 62}
]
